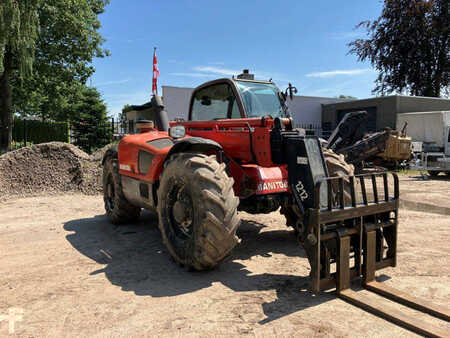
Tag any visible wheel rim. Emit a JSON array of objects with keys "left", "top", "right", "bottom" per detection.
[
  {"left": 166, "top": 180, "right": 194, "bottom": 240},
  {"left": 106, "top": 175, "right": 115, "bottom": 211}
]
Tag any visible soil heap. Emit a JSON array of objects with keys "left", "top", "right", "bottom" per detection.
[{"left": 0, "top": 142, "right": 113, "bottom": 202}]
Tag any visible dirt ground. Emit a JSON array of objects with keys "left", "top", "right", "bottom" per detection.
[{"left": 1, "top": 176, "right": 449, "bottom": 337}]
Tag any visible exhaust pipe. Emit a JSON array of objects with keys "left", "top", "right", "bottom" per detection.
[{"left": 151, "top": 95, "right": 169, "bottom": 131}]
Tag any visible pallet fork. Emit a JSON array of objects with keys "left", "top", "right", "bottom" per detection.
[{"left": 304, "top": 172, "right": 450, "bottom": 337}]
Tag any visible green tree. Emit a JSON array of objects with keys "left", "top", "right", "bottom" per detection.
[
  {"left": 0, "top": 0, "right": 40, "bottom": 152},
  {"left": 337, "top": 95, "right": 358, "bottom": 99},
  {"left": 121, "top": 104, "right": 133, "bottom": 124},
  {"left": 0, "top": 0, "right": 109, "bottom": 152},
  {"left": 71, "top": 87, "right": 111, "bottom": 153},
  {"left": 349, "top": 0, "right": 449, "bottom": 97}
]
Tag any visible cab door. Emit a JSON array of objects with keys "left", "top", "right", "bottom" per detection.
[
  {"left": 185, "top": 82, "right": 253, "bottom": 162},
  {"left": 189, "top": 82, "right": 243, "bottom": 121}
]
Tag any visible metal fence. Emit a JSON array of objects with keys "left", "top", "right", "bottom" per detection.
[
  {"left": 295, "top": 122, "right": 326, "bottom": 138},
  {"left": 11, "top": 118, "right": 70, "bottom": 151},
  {"left": 7, "top": 118, "right": 134, "bottom": 154},
  {"left": 110, "top": 118, "right": 135, "bottom": 138}
]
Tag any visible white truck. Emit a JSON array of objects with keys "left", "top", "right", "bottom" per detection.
[{"left": 397, "top": 111, "right": 450, "bottom": 177}]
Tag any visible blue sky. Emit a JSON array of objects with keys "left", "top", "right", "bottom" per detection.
[{"left": 91, "top": 0, "right": 384, "bottom": 118}]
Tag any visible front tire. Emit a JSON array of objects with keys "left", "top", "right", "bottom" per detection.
[
  {"left": 157, "top": 153, "right": 240, "bottom": 270},
  {"left": 103, "top": 156, "right": 141, "bottom": 224}
]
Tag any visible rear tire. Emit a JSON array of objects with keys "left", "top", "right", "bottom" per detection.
[
  {"left": 157, "top": 153, "right": 240, "bottom": 270},
  {"left": 103, "top": 156, "right": 141, "bottom": 224}
]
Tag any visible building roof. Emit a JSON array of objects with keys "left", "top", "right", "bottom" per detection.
[{"left": 322, "top": 95, "right": 450, "bottom": 107}]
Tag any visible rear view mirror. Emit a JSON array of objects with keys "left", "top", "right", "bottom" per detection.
[
  {"left": 285, "top": 83, "right": 298, "bottom": 100},
  {"left": 201, "top": 96, "right": 211, "bottom": 106}
]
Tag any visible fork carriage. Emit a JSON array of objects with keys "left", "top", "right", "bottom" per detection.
[{"left": 304, "top": 172, "right": 399, "bottom": 292}]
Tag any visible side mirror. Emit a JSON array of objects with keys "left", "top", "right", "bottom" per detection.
[{"left": 285, "top": 83, "right": 298, "bottom": 100}]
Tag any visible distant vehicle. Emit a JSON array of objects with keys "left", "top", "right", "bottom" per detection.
[{"left": 397, "top": 111, "right": 450, "bottom": 177}]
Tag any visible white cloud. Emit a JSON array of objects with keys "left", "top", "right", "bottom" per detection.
[
  {"left": 193, "top": 66, "right": 240, "bottom": 76},
  {"left": 169, "top": 72, "right": 215, "bottom": 78},
  {"left": 306, "top": 69, "right": 372, "bottom": 78},
  {"left": 170, "top": 65, "right": 292, "bottom": 84},
  {"left": 95, "top": 78, "right": 131, "bottom": 86}
]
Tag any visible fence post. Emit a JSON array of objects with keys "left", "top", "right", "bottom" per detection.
[
  {"left": 23, "top": 119, "right": 27, "bottom": 147},
  {"left": 12, "top": 118, "right": 15, "bottom": 150},
  {"left": 111, "top": 117, "right": 114, "bottom": 142}
]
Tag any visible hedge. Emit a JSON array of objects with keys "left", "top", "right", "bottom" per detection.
[{"left": 13, "top": 118, "right": 70, "bottom": 144}]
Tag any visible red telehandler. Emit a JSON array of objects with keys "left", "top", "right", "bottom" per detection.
[{"left": 102, "top": 71, "right": 449, "bottom": 336}]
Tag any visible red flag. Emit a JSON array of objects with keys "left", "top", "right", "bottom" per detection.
[{"left": 152, "top": 48, "right": 159, "bottom": 95}]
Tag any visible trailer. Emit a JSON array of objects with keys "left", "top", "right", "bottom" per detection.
[{"left": 397, "top": 111, "right": 450, "bottom": 176}]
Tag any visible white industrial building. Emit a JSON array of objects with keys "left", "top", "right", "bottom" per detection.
[
  {"left": 162, "top": 85, "right": 350, "bottom": 130},
  {"left": 162, "top": 86, "right": 194, "bottom": 121}
]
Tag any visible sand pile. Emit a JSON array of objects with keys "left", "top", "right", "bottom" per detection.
[{"left": 0, "top": 142, "right": 113, "bottom": 202}]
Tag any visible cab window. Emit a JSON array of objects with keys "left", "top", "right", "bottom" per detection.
[{"left": 191, "top": 83, "right": 241, "bottom": 120}]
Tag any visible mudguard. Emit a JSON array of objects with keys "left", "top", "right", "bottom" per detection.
[
  {"left": 166, "top": 137, "right": 223, "bottom": 160},
  {"left": 101, "top": 145, "right": 118, "bottom": 164}
]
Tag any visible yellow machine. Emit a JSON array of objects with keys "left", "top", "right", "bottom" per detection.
[{"left": 378, "top": 132, "right": 412, "bottom": 162}]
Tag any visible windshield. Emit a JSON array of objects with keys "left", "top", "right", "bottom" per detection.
[{"left": 235, "top": 81, "right": 284, "bottom": 118}]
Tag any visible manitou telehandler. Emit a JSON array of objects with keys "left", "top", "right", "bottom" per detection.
[{"left": 102, "top": 70, "right": 449, "bottom": 336}]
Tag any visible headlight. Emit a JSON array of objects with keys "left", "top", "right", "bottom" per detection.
[{"left": 169, "top": 125, "right": 186, "bottom": 139}]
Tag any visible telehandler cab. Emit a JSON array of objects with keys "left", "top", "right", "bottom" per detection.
[{"left": 102, "top": 71, "right": 449, "bottom": 336}]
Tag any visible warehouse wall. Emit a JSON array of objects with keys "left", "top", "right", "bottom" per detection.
[
  {"left": 322, "top": 96, "right": 397, "bottom": 131},
  {"left": 286, "top": 96, "right": 349, "bottom": 126},
  {"left": 162, "top": 86, "right": 194, "bottom": 121},
  {"left": 322, "top": 96, "right": 450, "bottom": 131},
  {"left": 398, "top": 96, "right": 450, "bottom": 114}
]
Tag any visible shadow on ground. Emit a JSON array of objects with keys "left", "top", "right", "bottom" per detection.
[{"left": 64, "top": 212, "right": 333, "bottom": 323}]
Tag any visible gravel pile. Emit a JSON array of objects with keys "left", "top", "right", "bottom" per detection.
[{"left": 0, "top": 142, "right": 113, "bottom": 202}]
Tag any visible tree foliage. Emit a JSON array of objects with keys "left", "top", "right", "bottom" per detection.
[
  {"left": 120, "top": 104, "right": 134, "bottom": 124},
  {"left": 0, "top": 0, "right": 110, "bottom": 152},
  {"left": 0, "top": 0, "right": 40, "bottom": 75},
  {"left": 337, "top": 95, "right": 358, "bottom": 99},
  {"left": 12, "top": 0, "right": 110, "bottom": 121},
  {"left": 71, "top": 87, "right": 111, "bottom": 153},
  {"left": 0, "top": 0, "right": 41, "bottom": 152},
  {"left": 349, "top": 0, "right": 449, "bottom": 97}
]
